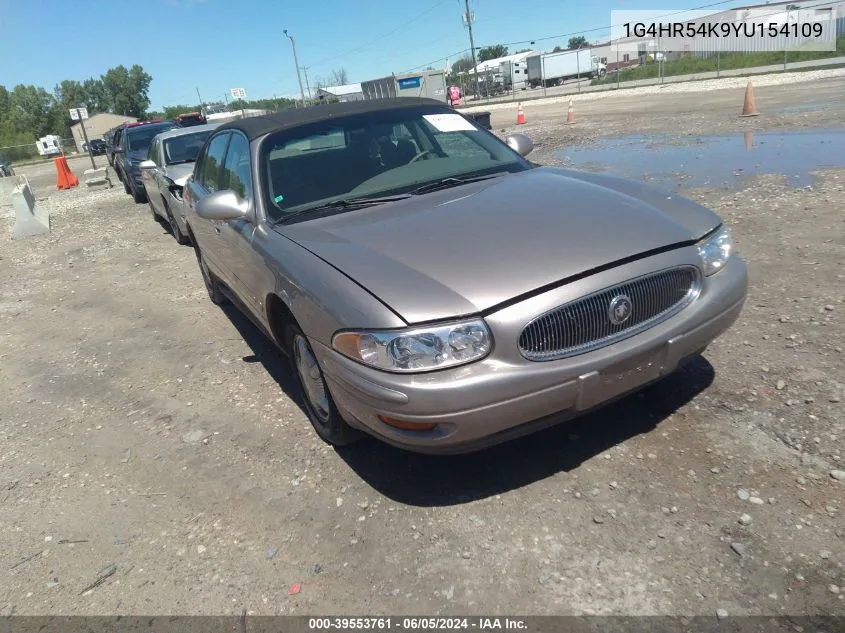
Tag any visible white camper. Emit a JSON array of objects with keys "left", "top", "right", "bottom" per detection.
[{"left": 36, "top": 135, "right": 62, "bottom": 157}]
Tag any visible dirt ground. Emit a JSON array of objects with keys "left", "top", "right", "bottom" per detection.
[{"left": 1, "top": 77, "right": 844, "bottom": 618}]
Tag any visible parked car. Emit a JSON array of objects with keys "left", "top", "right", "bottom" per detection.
[
  {"left": 104, "top": 125, "right": 127, "bottom": 167},
  {"left": 139, "top": 123, "right": 220, "bottom": 244},
  {"left": 0, "top": 160, "right": 14, "bottom": 177},
  {"left": 113, "top": 120, "right": 180, "bottom": 203},
  {"left": 183, "top": 97, "right": 748, "bottom": 454},
  {"left": 174, "top": 112, "right": 207, "bottom": 127},
  {"left": 85, "top": 138, "right": 107, "bottom": 156}
]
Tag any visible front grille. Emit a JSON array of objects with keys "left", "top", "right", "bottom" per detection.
[{"left": 518, "top": 266, "right": 701, "bottom": 361}]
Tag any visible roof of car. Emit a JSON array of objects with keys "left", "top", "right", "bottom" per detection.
[
  {"left": 153, "top": 122, "right": 221, "bottom": 141},
  {"left": 214, "top": 97, "right": 452, "bottom": 141},
  {"left": 123, "top": 121, "right": 179, "bottom": 134}
]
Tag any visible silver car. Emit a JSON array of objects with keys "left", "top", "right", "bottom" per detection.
[
  {"left": 139, "top": 123, "right": 220, "bottom": 244},
  {"left": 182, "top": 98, "right": 748, "bottom": 454}
]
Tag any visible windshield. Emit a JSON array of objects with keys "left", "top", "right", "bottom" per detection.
[
  {"left": 126, "top": 125, "right": 178, "bottom": 152},
  {"left": 164, "top": 131, "right": 213, "bottom": 164},
  {"left": 260, "top": 105, "right": 530, "bottom": 221}
]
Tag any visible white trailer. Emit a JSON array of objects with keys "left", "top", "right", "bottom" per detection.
[
  {"left": 36, "top": 135, "right": 62, "bottom": 157},
  {"left": 526, "top": 50, "right": 606, "bottom": 88}
]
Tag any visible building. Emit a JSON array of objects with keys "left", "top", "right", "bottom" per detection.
[
  {"left": 360, "top": 71, "right": 447, "bottom": 102},
  {"left": 315, "top": 83, "right": 364, "bottom": 102},
  {"left": 70, "top": 113, "right": 137, "bottom": 152}
]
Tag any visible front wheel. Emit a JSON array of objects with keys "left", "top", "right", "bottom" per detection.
[
  {"left": 287, "top": 323, "right": 361, "bottom": 447},
  {"left": 163, "top": 198, "right": 190, "bottom": 245},
  {"left": 194, "top": 244, "right": 227, "bottom": 305}
]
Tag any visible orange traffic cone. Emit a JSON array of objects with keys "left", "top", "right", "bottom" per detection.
[
  {"left": 740, "top": 80, "right": 759, "bottom": 117},
  {"left": 566, "top": 98, "right": 575, "bottom": 124},
  {"left": 516, "top": 102, "right": 526, "bottom": 125},
  {"left": 55, "top": 156, "right": 79, "bottom": 190}
]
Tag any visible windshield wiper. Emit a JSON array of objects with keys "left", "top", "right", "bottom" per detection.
[
  {"left": 409, "top": 172, "right": 509, "bottom": 196},
  {"left": 168, "top": 159, "right": 196, "bottom": 165},
  {"left": 272, "top": 194, "right": 412, "bottom": 225}
]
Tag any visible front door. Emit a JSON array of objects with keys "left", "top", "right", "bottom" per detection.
[
  {"left": 216, "top": 131, "right": 263, "bottom": 317},
  {"left": 186, "top": 131, "right": 232, "bottom": 282}
]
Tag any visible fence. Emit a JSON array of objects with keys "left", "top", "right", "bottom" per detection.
[{"left": 0, "top": 137, "right": 79, "bottom": 164}]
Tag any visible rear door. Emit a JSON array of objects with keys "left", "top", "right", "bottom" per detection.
[{"left": 186, "top": 131, "right": 232, "bottom": 279}]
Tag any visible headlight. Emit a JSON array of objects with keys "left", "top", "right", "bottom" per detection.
[
  {"left": 332, "top": 319, "right": 492, "bottom": 373},
  {"left": 698, "top": 225, "right": 732, "bottom": 276}
]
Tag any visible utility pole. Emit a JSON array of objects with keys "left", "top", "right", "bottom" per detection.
[
  {"left": 195, "top": 86, "right": 206, "bottom": 117},
  {"left": 463, "top": 0, "right": 481, "bottom": 100},
  {"left": 74, "top": 107, "right": 96, "bottom": 170},
  {"left": 301, "top": 66, "right": 312, "bottom": 100},
  {"left": 284, "top": 29, "right": 307, "bottom": 106}
]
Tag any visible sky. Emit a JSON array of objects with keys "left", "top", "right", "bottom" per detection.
[{"left": 0, "top": 0, "right": 745, "bottom": 108}]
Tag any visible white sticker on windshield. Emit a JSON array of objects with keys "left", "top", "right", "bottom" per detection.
[{"left": 423, "top": 113, "right": 478, "bottom": 132}]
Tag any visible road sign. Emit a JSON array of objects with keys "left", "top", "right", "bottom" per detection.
[
  {"left": 230, "top": 88, "right": 247, "bottom": 100},
  {"left": 69, "top": 107, "right": 89, "bottom": 121}
]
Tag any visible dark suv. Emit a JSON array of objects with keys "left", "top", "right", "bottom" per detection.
[{"left": 113, "top": 121, "right": 180, "bottom": 202}]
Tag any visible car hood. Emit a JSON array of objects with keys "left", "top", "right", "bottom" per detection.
[
  {"left": 127, "top": 150, "right": 148, "bottom": 165},
  {"left": 164, "top": 163, "right": 195, "bottom": 186},
  {"left": 280, "top": 167, "right": 722, "bottom": 324}
]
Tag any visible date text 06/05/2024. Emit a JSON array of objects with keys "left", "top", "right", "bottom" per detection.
[
  {"left": 308, "top": 617, "right": 528, "bottom": 630},
  {"left": 623, "top": 21, "right": 824, "bottom": 39}
]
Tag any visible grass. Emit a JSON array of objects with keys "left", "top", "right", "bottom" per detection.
[{"left": 591, "top": 37, "right": 845, "bottom": 86}]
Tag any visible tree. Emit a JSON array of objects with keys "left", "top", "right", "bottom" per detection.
[
  {"left": 82, "top": 78, "right": 110, "bottom": 113},
  {"left": 552, "top": 46, "right": 564, "bottom": 53},
  {"left": 478, "top": 45, "right": 508, "bottom": 62},
  {"left": 101, "top": 64, "right": 152, "bottom": 118},
  {"left": 329, "top": 67, "right": 349, "bottom": 86},
  {"left": 514, "top": 48, "right": 532, "bottom": 54},
  {"left": 450, "top": 55, "right": 475, "bottom": 73},
  {"left": 568, "top": 36, "right": 588, "bottom": 49}
]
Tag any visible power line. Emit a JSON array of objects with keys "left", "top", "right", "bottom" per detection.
[
  {"left": 404, "top": 0, "right": 838, "bottom": 73},
  {"left": 309, "top": 0, "right": 452, "bottom": 69},
  {"left": 496, "top": 0, "right": 740, "bottom": 47}
]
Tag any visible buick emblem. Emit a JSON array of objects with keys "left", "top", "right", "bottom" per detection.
[{"left": 608, "top": 294, "right": 633, "bottom": 325}]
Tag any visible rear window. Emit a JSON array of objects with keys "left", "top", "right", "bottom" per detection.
[
  {"left": 125, "top": 124, "right": 179, "bottom": 152},
  {"left": 164, "top": 131, "right": 213, "bottom": 164}
]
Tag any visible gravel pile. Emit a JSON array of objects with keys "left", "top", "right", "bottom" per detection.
[{"left": 459, "top": 67, "right": 845, "bottom": 113}]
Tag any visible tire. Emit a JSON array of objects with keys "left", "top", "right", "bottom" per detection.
[
  {"left": 148, "top": 198, "right": 159, "bottom": 220},
  {"left": 163, "top": 197, "right": 190, "bottom": 245},
  {"left": 286, "top": 322, "right": 361, "bottom": 447},
  {"left": 194, "top": 244, "right": 227, "bottom": 305},
  {"left": 123, "top": 175, "right": 131, "bottom": 194},
  {"left": 131, "top": 181, "right": 147, "bottom": 204}
]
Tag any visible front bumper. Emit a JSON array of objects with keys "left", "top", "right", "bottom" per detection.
[{"left": 313, "top": 247, "right": 749, "bottom": 454}]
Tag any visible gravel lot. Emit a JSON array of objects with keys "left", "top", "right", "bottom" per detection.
[{"left": 2, "top": 76, "right": 844, "bottom": 618}]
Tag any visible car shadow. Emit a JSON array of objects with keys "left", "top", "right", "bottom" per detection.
[
  {"left": 218, "top": 302, "right": 300, "bottom": 397},
  {"left": 336, "top": 357, "right": 714, "bottom": 506},
  {"left": 218, "top": 302, "right": 715, "bottom": 507}
]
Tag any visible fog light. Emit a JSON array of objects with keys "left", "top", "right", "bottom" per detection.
[{"left": 378, "top": 416, "right": 437, "bottom": 432}]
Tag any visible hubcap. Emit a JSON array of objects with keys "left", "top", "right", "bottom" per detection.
[{"left": 293, "top": 334, "right": 330, "bottom": 424}]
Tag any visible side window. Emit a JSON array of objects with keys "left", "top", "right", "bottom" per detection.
[
  {"left": 198, "top": 132, "right": 231, "bottom": 192},
  {"left": 147, "top": 138, "right": 157, "bottom": 161},
  {"left": 419, "top": 119, "right": 490, "bottom": 161},
  {"left": 220, "top": 133, "right": 252, "bottom": 201}
]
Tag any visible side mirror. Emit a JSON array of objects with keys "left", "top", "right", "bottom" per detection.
[
  {"left": 506, "top": 133, "right": 534, "bottom": 157},
  {"left": 139, "top": 159, "right": 157, "bottom": 170},
  {"left": 196, "top": 190, "right": 251, "bottom": 222}
]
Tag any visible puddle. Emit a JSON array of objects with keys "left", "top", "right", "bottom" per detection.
[{"left": 555, "top": 128, "right": 845, "bottom": 190}]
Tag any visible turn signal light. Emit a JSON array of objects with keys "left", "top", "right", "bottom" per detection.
[{"left": 377, "top": 416, "right": 437, "bottom": 432}]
